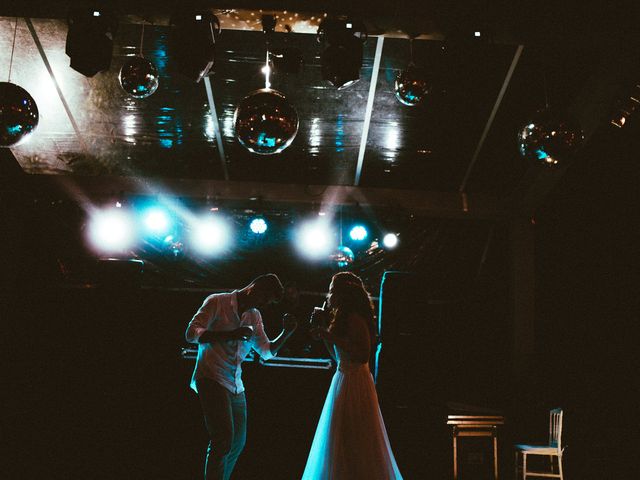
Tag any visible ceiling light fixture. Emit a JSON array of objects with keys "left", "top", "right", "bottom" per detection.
[
  {"left": 169, "top": 10, "right": 220, "bottom": 82},
  {"left": 66, "top": 7, "right": 117, "bottom": 77},
  {"left": 317, "top": 16, "right": 367, "bottom": 89}
]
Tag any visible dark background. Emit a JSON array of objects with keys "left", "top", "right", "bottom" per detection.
[{"left": 1, "top": 1, "right": 639, "bottom": 479}]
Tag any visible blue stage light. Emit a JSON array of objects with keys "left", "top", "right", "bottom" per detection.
[
  {"left": 250, "top": 218, "right": 268, "bottom": 234},
  {"left": 349, "top": 225, "right": 368, "bottom": 241},
  {"left": 141, "top": 207, "right": 172, "bottom": 236}
]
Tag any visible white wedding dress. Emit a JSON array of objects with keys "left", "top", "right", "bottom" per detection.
[{"left": 302, "top": 345, "right": 403, "bottom": 479}]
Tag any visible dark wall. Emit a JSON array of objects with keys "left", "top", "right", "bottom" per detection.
[{"left": 529, "top": 122, "right": 639, "bottom": 478}]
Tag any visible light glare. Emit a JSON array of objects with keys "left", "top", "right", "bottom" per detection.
[
  {"left": 142, "top": 208, "right": 171, "bottom": 235},
  {"left": 296, "top": 219, "right": 334, "bottom": 259},
  {"left": 349, "top": 225, "right": 368, "bottom": 241},
  {"left": 250, "top": 218, "right": 268, "bottom": 234},
  {"left": 382, "top": 233, "right": 399, "bottom": 249},
  {"left": 190, "top": 215, "right": 232, "bottom": 255},
  {"left": 88, "top": 208, "right": 136, "bottom": 253}
]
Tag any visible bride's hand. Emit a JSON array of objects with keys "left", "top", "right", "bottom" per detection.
[{"left": 310, "top": 308, "right": 330, "bottom": 328}]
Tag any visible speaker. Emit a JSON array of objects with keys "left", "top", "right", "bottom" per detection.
[
  {"left": 65, "top": 8, "right": 116, "bottom": 77},
  {"left": 169, "top": 11, "right": 220, "bottom": 82},
  {"left": 375, "top": 271, "right": 467, "bottom": 404}
]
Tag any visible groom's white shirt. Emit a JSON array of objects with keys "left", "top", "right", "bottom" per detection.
[{"left": 186, "top": 291, "right": 274, "bottom": 394}]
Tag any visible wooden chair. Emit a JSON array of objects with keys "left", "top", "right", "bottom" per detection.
[{"left": 515, "top": 408, "right": 564, "bottom": 479}]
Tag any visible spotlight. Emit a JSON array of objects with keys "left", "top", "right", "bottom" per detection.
[
  {"left": 189, "top": 213, "right": 232, "bottom": 256},
  {"left": 349, "top": 225, "right": 368, "bottom": 241},
  {"left": 317, "top": 17, "right": 366, "bottom": 89},
  {"left": 66, "top": 7, "right": 117, "bottom": 77},
  {"left": 87, "top": 207, "right": 136, "bottom": 253},
  {"left": 141, "top": 207, "right": 172, "bottom": 236},
  {"left": 169, "top": 11, "right": 221, "bottom": 82},
  {"left": 295, "top": 219, "right": 335, "bottom": 260},
  {"left": 382, "top": 233, "right": 399, "bottom": 249},
  {"left": 250, "top": 218, "right": 268, "bottom": 234}
]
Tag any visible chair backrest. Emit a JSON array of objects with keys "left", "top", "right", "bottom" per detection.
[{"left": 548, "top": 408, "right": 563, "bottom": 452}]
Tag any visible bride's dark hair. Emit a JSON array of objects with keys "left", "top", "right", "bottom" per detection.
[{"left": 328, "top": 272, "right": 375, "bottom": 344}]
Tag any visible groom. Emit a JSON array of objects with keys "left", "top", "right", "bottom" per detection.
[{"left": 185, "top": 273, "right": 298, "bottom": 480}]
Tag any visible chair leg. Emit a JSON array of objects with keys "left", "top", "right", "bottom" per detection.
[
  {"left": 523, "top": 453, "right": 527, "bottom": 480},
  {"left": 558, "top": 455, "right": 564, "bottom": 480}
]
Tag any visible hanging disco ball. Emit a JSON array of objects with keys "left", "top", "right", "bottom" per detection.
[
  {"left": 330, "top": 245, "right": 355, "bottom": 268},
  {"left": 394, "top": 66, "right": 431, "bottom": 107},
  {"left": 0, "top": 82, "right": 39, "bottom": 147},
  {"left": 163, "top": 235, "right": 185, "bottom": 259},
  {"left": 234, "top": 88, "right": 299, "bottom": 155},
  {"left": 118, "top": 57, "right": 159, "bottom": 99},
  {"left": 517, "top": 109, "right": 584, "bottom": 166}
]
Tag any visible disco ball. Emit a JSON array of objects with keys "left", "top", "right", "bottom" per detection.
[
  {"left": 517, "top": 109, "right": 584, "bottom": 166},
  {"left": 118, "top": 57, "right": 159, "bottom": 99},
  {"left": 0, "top": 82, "right": 39, "bottom": 147},
  {"left": 163, "top": 235, "right": 185, "bottom": 258},
  {"left": 330, "top": 245, "right": 355, "bottom": 268},
  {"left": 394, "top": 66, "right": 431, "bottom": 107},
  {"left": 234, "top": 88, "right": 299, "bottom": 155}
]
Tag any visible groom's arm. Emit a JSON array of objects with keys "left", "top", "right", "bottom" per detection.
[
  {"left": 269, "top": 316, "right": 298, "bottom": 356},
  {"left": 251, "top": 312, "right": 298, "bottom": 360}
]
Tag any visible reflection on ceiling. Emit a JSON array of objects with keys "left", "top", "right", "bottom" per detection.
[{"left": 1, "top": 4, "right": 639, "bottom": 197}]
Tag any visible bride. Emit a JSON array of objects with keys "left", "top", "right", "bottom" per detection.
[{"left": 303, "top": 272, "right": 403, "bottom": 479}]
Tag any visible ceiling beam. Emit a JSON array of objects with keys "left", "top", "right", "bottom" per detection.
[
  {"left": 30, "top": 174, "right": 506, "bottom": 219},
  {"left": 354, "top": 35, "right": 384, "bottom": 186},
  {"left": 459, "top": 44, "right": 523, "bottom": 193},
  {"left": 203, "top": 76, "right": 230, "bottom": 180}
]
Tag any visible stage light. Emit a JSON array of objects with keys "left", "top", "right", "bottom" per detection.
[
  {"left": 517, "top": 108, "right": 583, "bottom": 166},
  {"left": 295, "top": 219, "right": 335, "bottom": 260},
  {"left": 87, "top": 207, "right": 136, "bottom": 253},
  {"left": 349, "top": 225, "right": 368, "bottom": 241},
  {"left": 382, "top": 233, "right": 399, "bottom": 249},
  {"left": 66, "top": 7, "right": 117, "bottom": 77},
  {"left": 141, "top": 207, "right": 171, "bottom": 236},
  {"left": 250, "top": 218, "right": 268, "bottom": 234},
  {"left": 189, "top": 214, "right": 232, "bottom": 256},
  {"left": 169, "top": 11, "right": 221, "bottom": 82},
  {"left": 0, "top": 82, "right": 39, "bottom": 147},
  {"left": 317, "top": 17, "right": 366, "bottom": 89}
]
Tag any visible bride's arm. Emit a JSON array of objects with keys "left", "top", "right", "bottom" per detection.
[{"left": 314, "top": 313, "right": 370, "bottom": 361}]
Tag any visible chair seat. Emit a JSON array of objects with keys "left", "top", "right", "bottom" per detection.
[{"left": 515, "top": 444, "right": 559, "bottom": 455}]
